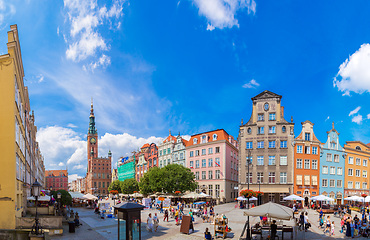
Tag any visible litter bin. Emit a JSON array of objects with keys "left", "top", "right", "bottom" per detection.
[{"left": 68, "top": 221, "right": 75, "bottom": 233}]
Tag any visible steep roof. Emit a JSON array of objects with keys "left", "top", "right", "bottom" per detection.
[
  {"left": 46, "top": 170, "right": 68, "bottom": 177},
  {"left": 186, "top": 129, "right": 235, "bottom": 147},
  {"left": 141, "top": 143, "right": 150, "bottom": 149}
]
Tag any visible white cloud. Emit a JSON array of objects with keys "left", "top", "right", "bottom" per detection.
[
  {"left": 242, "top": 79, "right": 259, "bottom": 88},
  {"left": 69, "top": 174, "right": 83, "bottom": 183},
  {"left": 352, "top": 115, "right": 363, "bottom": 124},
  {"left": 334, "top": 44, "right": 370, "bottom": 96},
  {"left": 349, "top": 106, "right": 361, "bottom": 116},
  {"left": 325, "top": 116, "right": 330, "bottom": 122},
  {"left": 367, "top": 114, "right": 370, "bottom": 120},
  {"left": 83, "top": 54, "right": 111, "bottom": 72},
  {"left": 57, "top": 27, "right": 60, "bottom": 36},
  {"left": 67, "top": 123, "right": 77, "bottom": 128},
  {"left": 63, "top": 0, "right": 124, "bottom": 66},
  {"left": 58, "top": 162, "right": 65, "bottom": 167},
  {"left": 0, "top": 0, "right": 16, "bottom": 26},
  {"left": 37, "top": 74, "right": 44, "bottom": 83},
  {"left": 193, "top": 0, "right": 256, "bottom": 30}
]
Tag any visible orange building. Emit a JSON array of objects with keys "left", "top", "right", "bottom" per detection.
[
  {"left": 45, "top": 170, "right": 68, "bottom": 191},
  {"left": 293, "top": 121, "right": 321, "bottom": 205},
  {"left": 344, "top": 141, "right": 370, "bottom": 197}
]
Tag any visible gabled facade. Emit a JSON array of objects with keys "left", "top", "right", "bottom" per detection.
[
  {"left": 45, "top": 170, "right": 68, "bottom": 191},
  {"left": 158, "top": 131, "right": 176, "bottom": 168},
  {"left": 136, "top": 143, "right": 158, "bottom": 181},
  {"left": 293, "top": 121, "right": 321, "bottom": 205},
  {"left": 238, "top": 90, "right": 295, "bottom": 204},
  {"left": 172, "top": 134, "right": 188, "bottom": 167},
  {"left": 319, "top": 123, "right": 345, "bottom": 204},
  {"left": 343, "top": 141, "right": 370, "bottom": 198}
]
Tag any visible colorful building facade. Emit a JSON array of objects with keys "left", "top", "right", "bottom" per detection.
[
  {"left": 136, "top": 143, "right": 158, "bottom": 181},
  {"left": 293, "top": 121, "right": 321, "bottom": 205},
  {"left": 186, "top": 129, "right": 238, "bottom": 203},
  {"left": 343, "top": 141, "right": 370, "bottom": 198},
  {"left": 319, "top": 123, "right": 345, "bottom": 204},
  {"left": 158, "top": 131, "right": 176, "bottom": 168},
  {"left": 45, "top": 170, "right": 68, "bottom": 191},
  {"left": 118, "top": 155, "right": 136, "bottom": 181}
]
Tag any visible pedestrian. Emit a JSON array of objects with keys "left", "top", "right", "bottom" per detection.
[
  {"left": 189, "top": 209, "right": 194, "bottom": 222},
  {"left": 299, "top": 212, "right": 305, "bottom": 231},
  {"left": 340, "top": 217, "right": 345, "bottom": 233},
  {"left": 153, "top": 213, "right": 159, "bottom": 232},
  {"left": 204, "top": 227, "right": 212, "bottom": 240},
  {"left": 147, "top": 213, "right": 153, "bottom": 232},
  {"left": 324, "top": 216, "right": 331, "bottom": 234},
  {"left": 164, "top": 209, "right": 169, "bottom": 222},
  {"left": 346, "top": 217, "right": 351, "bottom": 237},
  {"left": 271, "top": 220, "right": 277, "bottom": 239},
  {"left": 331, "top": 221, "right": 335, "bottom": 236},
  {"left": 175, "top": 209, "right": 179, "bottom": 225},
  {"left": 304, "top": 212, "right": 310, "bottom": 232}
]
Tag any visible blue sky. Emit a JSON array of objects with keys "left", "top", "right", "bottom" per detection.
[{"left": 2, "top": 0, "right": 370, "bottom": 181}]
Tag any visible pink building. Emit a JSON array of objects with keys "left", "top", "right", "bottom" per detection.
[{"left": 186, "top": 129, "right": 239, "bottom": 203}]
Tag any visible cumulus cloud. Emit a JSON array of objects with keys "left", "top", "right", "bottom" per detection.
[
  {"left": 349, "top": 106, "right": 361, "bottom": 116},
  {"left": 242, "top": 79, "right": 259, "bottom": 88},
  {"left": 193, "top": 0, "right": 256, "bottom": 30},
  {"left": 352, "top": 115, "right": 363, "bottom": 124},
  {"left": 69, "top": 173, "right": 83, "bottom": 183},
  {"left": 334, "top": 44, "right": 370, "bottom": 96},
  {"left": 63, "top": 0, "right": 124, "bottom": 67},
  {"left": 368, "top": 114, "right": 370, "bottom": 120},
  {"left": 83, "top": 54, "right": 111, "bottom": 72},
  {"left": 0, "top": 0, "right": 16, "bottom": 27}
]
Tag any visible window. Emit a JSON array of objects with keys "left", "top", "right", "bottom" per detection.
[
  {"left": 322, "top": 166, "right": 328, "bottom": 174},
  {"left": 280, "top": 172, "right": 287, "bottom": 184},
  {"left": 337, "top": 180, "right": 342, "bottom": 188},
  {"left": 296, "top": 175, "right": 302, "bottom": 185},
  {"left": 268, "top": 156, "right": 276, "bottom": 165},
  {"left": 280, "top": 141, "right": 287, "bottom": 148},
  {"left": 247, "top": 128, "right": 252, "bottom": 134},
  {"left": 215, "top": 147, "right": 220, "bottom": 153},
  {"left": 215, "top": 158, "right": 220, "bottom": 166},
  {"left": 258, "top": 113, "right": 264, "bottom": 121},
  {"left": 312, "top": 159, "right": 318, "bottom": 169},
  {"left": 195, "top": 160, "right": 199, "bottom": 168},
  {"left": 257, "top": 172, "right": 263, "bottom": 183},
  {"left": 202, "top": 149, "right": 206, "bottom": 155},
  {"left": 258, "top": 127, "right": 264, "bottom": 134},
  {"left": 330, "top": 166, "right": 335, "bottom": 175},
  {"left": 190, "top": 151, "right": 194, "bottom": 157},
  {"left": 331, "top": 143, "right": 336, "bottom": 149},
  {"left": 208, "top": 171, "right": 213, "bottom": 179},
  {"left": 269, "top": 172, "right": 275, "bottom": 183},
  {"left": 297, "top": 146, "right": 303, "bottom": 153},
  {"left": 269, "top": 113, "right": 276, "bottom": 120},
  {"left": 202, "top": 159, "right": 206, "bottom": 168},
  {"left": 355, "top": 169, "right": 360, "bottom": 177},
  {"left": 202, "top": 171, "right": 206, "bottom": 179},
  {"left": 334, "top": 154, "right": 339, "bottom": 162},
  {"left": 163, "top": 149, "right": 166, "bottom": 155},
  {"left": 364, "top": 159, "right": 368, "bottom": 167},
  {"left": 363, "top": 182, "right": 368, "bottom": 189},
  {"left": 312, "top": 175, "right": 317, "bottom": 185},
  {"left": 282, "top": 126, "right": 286, "bottom": 133},
  {"left": 356, "top": 146, "right": 361, "bottom": 150},
  {"left": 364, "top": 170, "right": 368, "bottom": 178},
  {"left": 305, "top": 133, "right": 311, "bottom": 141},
  {"left": 159, "top": 150, "right": 162, "bottom": 156},
  {"left": 195, "top": 172, "right": 199, "bottom": 180},
  {"left": 304, "top": 159, "right": 310, "bottom": 169},
  {"left": 337, "top": 167, "right": 342, "bottom": 175},
  {"left": 304, "top": 175, "right": 310, "bottom": 185},
  {"left": 355, "top": 182, "right": 360, "bottom": 189},
  {"left": 296, "top": 159, "right": 302, "bottom": 169},
  {"left": 246, "top": 173, "right": 252, "bottom": 183},
  {"left": 257, "top": 156, "right": 264, "bottom": 165},
  {"left": 215, "top": 170, "right": 220, "bottom": 179},
  {"left": 257, "top": 141, "right": 264, "bottom": 148},
  {"left": 189, "top": 161, "right": 194, "bottom": 168},
  {"left": 322, "top": 179, "right": 328, "bottom": 187},
  {"left": 329, "top": 179, "right": 335, "bottom": 187},
  {"left": 269, "top": 126, "right": 276, "bottom": 134},
  {"left": 348, "top": 168, "right": 353, "bottom": 176},
  {"left": 193, "top": 138, "right": 198, "bottom": 144},
  {"left": 305, "top": 146, "right": 310, "bottom": 154},
  {"left": 208, "top": 148, "right": 213, "bottom": 154},
  {"left": 356, "top": 158, "right": 361, "bottom": 166},
  {"left": 348, "top": 181, "right": 353, "bottom": 188},
  {"left": 208, "top": 185, "right": 213, "bottom": 196},
  {"left": 215, "top": 185, "right": 220, "bottom": 198},
  {"left": 268, "top": 193, "right": 275, "bottom": 202},
  {"left": 348, "top": 157, "right": 354, "bottom": 164},
  {"left": 280, "top": 156, "right": 287, "bottom": 165},
  {"left": 213, "top": 134, "right": 217, "bottom": 140},
  {"left": 195, "top": 150, "right": 200, "bottom": 156},
  {"left": 208, "top": 158, "right": 213, "bottom": 167},
  {"left": 246, "top": 141, "right": 253, "bottom": 149},
  {"left": 312, "top": 146, "right": 318, "bottom": 155},
  {"left": 326, "top": 153, "right": 332, "bottom": 162}
]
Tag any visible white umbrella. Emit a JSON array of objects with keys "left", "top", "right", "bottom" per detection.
[
  {"left": 27, "top": 196, "right": 51, "bottom": 201},
  {"left": 199, "top": 192, "right": 211, "bottom": 197},
  {"left": 181, "top": 192, "right": 203, "bottom": 199},
  {"left": 344, "top": 196, "right": 362, "bottom": 201},
  {"left": 249, "top": 197, "right": 258, "bottom": 201},
  {"left": 237, "top": 196, "right": 247, "bottom": 201},
  {"left": 283, "top": 194, "right": 304, "bottom": 201},
  {"left": 69, "top": 192, "right": 86, "bottom": 199},
  {"left": 244, "top": 201, "right": 293, "bottom": 220},
  {"left": 311, "top": 195, "right": 334, "bottom": 201},
  {"left": 83, "top": 193, "right": 98, "bottom": 200},
  {"left": 364, "top": 196, "right": 370, "bottom": 202}
]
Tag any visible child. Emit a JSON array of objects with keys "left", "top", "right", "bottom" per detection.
[
  {"left": 331, "top": 221, "right": 335, "bottom": 236},
  {"left": 340, "top": 217, "right": 345, "bottom": 233}
]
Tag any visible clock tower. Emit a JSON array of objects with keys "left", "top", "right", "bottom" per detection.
[{"left": 87, "top": 100, "right": 98, "bottom": 172}]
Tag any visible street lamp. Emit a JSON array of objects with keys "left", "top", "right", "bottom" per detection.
[
  {"left": 57, "top": 192, "right": 62, "bottom": 216},
  {"left": 246, "top": 150, "right": 252, "bottom": 240},
  {"left": 31, "top": 180, "right": 42, "bottom": 235}
]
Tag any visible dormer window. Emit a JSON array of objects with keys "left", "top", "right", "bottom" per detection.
[
  {"left": 356, "top": 146, "right": 362, "bottom": 151},
  {"left": 202, "top": 135, "right": 207, "bottom": 143},
  {"left": 213, "top": 134, "right": 217, "bottom": 140},
  {"left": 193, "top": 138, "right": 198, "bottom": 144}
]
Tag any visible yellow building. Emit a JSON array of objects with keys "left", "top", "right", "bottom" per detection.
[
  {"left": 344, "top": 141, "right": 370, "bottom": 198},
  {"left": 0, "top": 25, "right": 45, "bottom": 229}
]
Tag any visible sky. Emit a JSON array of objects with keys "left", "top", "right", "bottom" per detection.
[{"left": 1, "top": 0, "right": 370, "bottom": 182}]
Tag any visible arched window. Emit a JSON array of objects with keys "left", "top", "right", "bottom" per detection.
[
  {"left": 193, "top": 138, "right": 198, "bottom": 144},
  {"left": 356, "top": 146, "right": 362, "bottom": 151},
  {"left": 282, "top": 126, "right": 286, "bottom": 133},
  {"left": 213, "top": 134, "right": 217, "bottom": 140}
]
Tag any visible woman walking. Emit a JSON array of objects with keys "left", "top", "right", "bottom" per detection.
[
  {"left": 153, "top": 213, "right": 159, "bottom": 232},
  {"left": 147, "top": 213, "right": 153, "bottom": 232}
]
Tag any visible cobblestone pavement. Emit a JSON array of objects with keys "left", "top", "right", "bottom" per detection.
[{"left": 50, "top": 201, "right": 370, "bottom": 239}]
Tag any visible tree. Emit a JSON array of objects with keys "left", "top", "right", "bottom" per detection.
[
  {"left": 108, "top": 180, "right": 122, "bottom": 193},
  {"left": 51, "top": 190, "right": 72, "bottom": 206},
  {"left": 162, "top": 164, "right": 197, "bottom": 194},
  {"left": 120, "top": 178, "right": 139, "bottom": 194}
]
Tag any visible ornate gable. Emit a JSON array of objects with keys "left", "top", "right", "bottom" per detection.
[{"left": 251, "top": 90, "right": 282, "bottom": 101}]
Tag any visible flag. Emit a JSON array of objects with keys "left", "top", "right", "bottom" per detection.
[{"left": 215, "top": 162, "right": 220, "bottom": 167}]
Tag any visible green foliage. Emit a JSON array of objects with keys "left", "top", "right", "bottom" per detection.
[
  {"left": 139, "top": 164, "right": 196, "bottom": 195},
  {"left": 120, "top": 178, "right": 139, "bottom": 194},
  {"left": 51, "top": 190, "right": 72, "bottom": 206},
  {"left": 108, "top": 180, "right": 122, "bottom": 193}
]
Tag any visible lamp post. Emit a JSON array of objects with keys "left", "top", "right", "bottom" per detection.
[
  {"left": 31, "top": 180, "right": 42, "bottom": 235},
  {"left": 246, "top": 150, "right": 252, "bottom": 240},
  {"left": 257, "top": 179, "right": 261, "bottom": 206},
  {"left": 57, "top": 192, "right": 62, "bottom": 216}
]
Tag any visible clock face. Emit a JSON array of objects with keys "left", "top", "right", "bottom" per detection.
[
  {"left": 264, "top": 103, "right": 269, "bottom": 111},
  {"left": 90, "top": 137, "right": 96, "bottom": 144}
]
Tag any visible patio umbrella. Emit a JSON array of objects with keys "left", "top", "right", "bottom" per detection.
[
  {"left": 181, "top": 192, "right": 203, "bottom": 199},
  {"left": 244, "top": 201, "right": 293, "bottom": 220},
  {"left": 69, "top": 191, "right": 86, "bottom": 199},
  {"left": 27, "top": 196, "right": 51, "bottom": 201},
  {"left": 237, "top": 196, "right": 247, "bottom": 201},
  {"left": 311, "top": 195, "right": 334, "bottom": 201},
  {"left": 283, "top": 194, "right": 304, "bottom": 201},
  {"left": 83, "top": 193, "right": 98, "bottom": 200},
  {"left": 199, "top": 192, "right": 211, "bottom": 197}
]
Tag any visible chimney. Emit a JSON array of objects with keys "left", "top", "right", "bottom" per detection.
[{"left": 281, "top": 106, "right": 284, "bottom": 117}]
